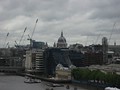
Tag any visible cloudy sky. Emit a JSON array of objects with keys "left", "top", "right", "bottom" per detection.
[{"left": 0, "top": 0, "right": 120, "bottom": 48}]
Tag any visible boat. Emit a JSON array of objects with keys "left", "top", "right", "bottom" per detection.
[
  {"left": 24, "top": 77, "right": 41, "bottom": 83},
  {"left": 105, "top": 87, "right": 120, "bottom": 90},
  {"left": 46, "top": 83, "right": 64, "bottom": 87}
]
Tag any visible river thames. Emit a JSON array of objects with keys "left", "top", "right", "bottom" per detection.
[{"left": 0, "top": 73, "right": 104, "bottom": 90}]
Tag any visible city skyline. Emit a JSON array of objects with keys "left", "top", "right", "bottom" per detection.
[{"left": 0, "top": 0, "right": 120, "bottom": 47}]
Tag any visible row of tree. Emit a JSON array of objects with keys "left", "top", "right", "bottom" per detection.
[{"left": 71, "top": 68, "right": 120, "bottom": 87}]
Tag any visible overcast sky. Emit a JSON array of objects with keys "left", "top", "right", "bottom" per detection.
[{"left": 0, "top": 0, "right": 120, "bottom": 48}]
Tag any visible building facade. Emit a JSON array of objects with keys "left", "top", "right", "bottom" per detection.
[
  {"left": 44, "top": 48, "right": 71, "bottom": 76},
  {"left": 55, "top": 64, "right": 71, "bottom": 80},
  {"left": 102, "top": 37, "right": 108, "bottom": 64},
  {"left": 25, "top": 49, "right": 45, "bottom": 74}
]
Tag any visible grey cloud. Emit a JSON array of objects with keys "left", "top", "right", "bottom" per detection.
[
  {"left": 89, "top": 0, "right": 120, "bottom": 20},
  {"left": 1, "top": 0, "right": 120, "bottom": 47}
]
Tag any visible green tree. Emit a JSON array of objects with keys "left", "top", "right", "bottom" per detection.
[{"left": 71, "top": 68, "right": 120, "bottom": 87}]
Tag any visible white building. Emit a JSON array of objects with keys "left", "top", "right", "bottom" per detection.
[
  {"left": 25, "top": 49, "right": 45, "bottom": 73},
  {"left": 55, "top": 64, "right": 76, "bottom": 80}
]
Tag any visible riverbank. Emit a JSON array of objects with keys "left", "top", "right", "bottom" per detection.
[
  {"left": 17, "top": 73, "right": 71, "bottom": 83},
  {"left": 0, "top": 72, "right": 104, "bottom": 90},
  {"left": 16, "top": 73, "right": 110, "bottom": 89},
  {"left": 72, "top": 80, "right": 119, "bottom": 89},
  {"left": 14, "top": 72, "right": 118, "bottom": 89}
]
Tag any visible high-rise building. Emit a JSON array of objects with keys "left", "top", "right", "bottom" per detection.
[{"left": 102, "top": 37, "right": 108, "bottom": 64}]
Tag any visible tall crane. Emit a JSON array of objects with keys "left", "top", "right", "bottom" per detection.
[
  {"left": 94, "top": 33, "right": 101, "bottom": 44},
  {"left": 19, "top": 27, "right": 27, "bottom": 45},
  {"left": 28, "top": 34, "right": 31, "bottom": 40},
  {"left": 5, "top": 42, "right": 9, "bottom": 48},
  {"left": 28, "top": 19, "right": 38, "bottom": 48},
  {"left": 27, "top": 34, "right": 32, "bottom": 48},
  {"left": 108, "top": 22, "right": 116, "bottom": 45},
  {"left": 31, "top": 19, "right": 38, "bottom": 40},
  {"left": 15, "top": 40, "right": 18, "bottom": 46},
  {"left": 3, "top": 32, "right": 9, "bottom": 48}
]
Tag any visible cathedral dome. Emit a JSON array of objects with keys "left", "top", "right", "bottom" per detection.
[
  {"left": 57, "top": 31, "right": 67, "bottom": 48},
  {"left": 58, "top": 35, "right": 66, "bottom": 43}
]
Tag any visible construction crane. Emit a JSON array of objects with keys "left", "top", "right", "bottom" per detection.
[
  {"left": 108, "top": 22, "right": 116, "bottom": 44},
  {"left": 5, "top": 42, "right": 9, "bottom": 48},
  {"left": 94, "top": 33, "right": 101, "bottom": 44},
  {"left": 28, "top": 34, "right": 31, "bottom": 40},
  {"left": 3, "top": 32, "right": 9, "bottom": 48},
  {"left": 27, "top": 34, "right": 32, "bottom": 48},
  {"left": 19, "top": 27, "right": 27, "bottom": 45},
  {"left": 31, "top": 19, "right": 38, "bottom": 40},
  {"left": 15, "top": 40, "right": 18, "bottom": 46},
  {"left": 27, "top": 19, "right": 38, "bottom": 48}
]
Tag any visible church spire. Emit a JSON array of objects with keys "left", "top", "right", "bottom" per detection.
[{"left": 61, "top": 31, "right": 63, "bottom": 37}]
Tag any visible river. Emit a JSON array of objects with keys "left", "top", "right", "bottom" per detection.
[{"left": 0, "top": 73, "right": 104, "bottom": 90}]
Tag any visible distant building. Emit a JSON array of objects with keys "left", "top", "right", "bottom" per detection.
[
  {"left": 89, "top": 44, "right": 102, "bottom": 53},
  {"left": 107, "top": 43, "right": 120, "bottom": 64},
  {"left": 69, "top": 50, "right": 84, "bottom": 67},
  {"left": 25, "top": 49, "right": 45, "bottom": 74},
  {"left": 55, "top": 64, "right": 71, "bottom": 80},
  {"left": 69, "top": 43, "right": 83, "bottom": 52},
  {"left": 0, "top": 48, "right": 11, "bottom": 57},
  {"left": 57, "top": 31, "right": 67, "bottom": 48},
  {"left": 102, "top": 37, "right": 108, "bottom": 64},
  {"left": 32, "top": 40, "right": 46, "bottom": 49},
  {"left": 83, "top": 52, "right": 103, "bottom": 66},
  {"left": 0, "top": 48, "right": 24, "bottom": 68},
  {"left": 109, "top": 44, "right": 120, "bottom": 57},
  {"left": 44, "top": 48, "right": 71, "bottom": 76},
  {"left": 68, "top": 43, "right": 104, "bottom": 67},
  {"left": 107, "top": 51, "right": 114, "bottom": 64}
]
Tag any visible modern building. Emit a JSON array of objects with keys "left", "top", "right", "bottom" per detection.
[
  {"left": 69, "top": 50, "right": 84, "bottom": 67},
  {"left": 102, "top": 37, "right": 108, "bottom": 64},
  {"left": 32, "top": 40, "right": 47, "bottom": 49},
  {"left": 25, "top": 49, "right": 45, "bottom": 74},
  {"left": 44, "top": 48, "right": 71, "bottom": 76}
]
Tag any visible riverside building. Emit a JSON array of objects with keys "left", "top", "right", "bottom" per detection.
[{"left": 25, "top": 41, "right": 47, "bottom": 74}]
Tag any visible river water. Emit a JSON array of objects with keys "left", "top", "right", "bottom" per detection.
[{"left": 0, "top": 73, "right": 104, "bottom": 90}]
